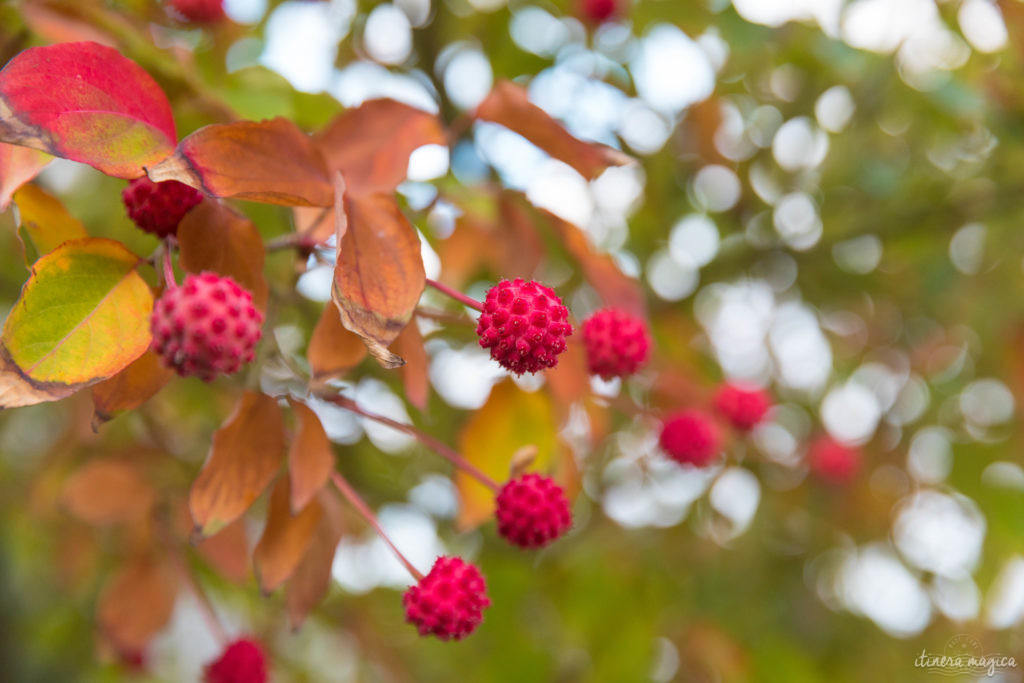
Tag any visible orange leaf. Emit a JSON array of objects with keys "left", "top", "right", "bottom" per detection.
[
  {"left": 293, "top": 205, "right": 334, "bottom": 244},
  {"left": 286, "top": 398, "right": 335, "bottom": 513},
  {"left": 177, "top": 200, "right": 269, "bottom": 311},
  {"left": 546, "top": 336, "right": 591, "bottom": 414},
  {"left": 474, "top": 81, "right": 631, "bottom": 180},
  {"left": 91, "top": 350, "right": 174, "bottom": 428},
  {"left": 0, "top": 143, "right": 50, "bottom": 210},
  {"left": 148, "top": 118, "right": 333, "bottom": 207},
  {"left": 197, "top": 518, "right": 251, "bottom": 584},
  {"left": 253, "top": 477, "right": 322, "bottom": 593},
  {"left": 286, "top": 488, "right": 344, "bottom": 630},
  {"left": 96, "top": 555, "right": 178, "bottom": 654},
  {"left": 394, "top": 322, "right": 429, "bottom": 411},
  {"left": 61, "top": 459, "right": 156, "bottom": 525},
  {"left": 332, "top": 178, "right": 425, "bottom": 368},
  {"left": 316, "top": 99, "right": 445, "bottom": 195},
  {"left": 307, "top": 302, "right": 367, "bottom": 384},
  {"left": 189, "top": 392, "right": 285, "bottom": 537}
]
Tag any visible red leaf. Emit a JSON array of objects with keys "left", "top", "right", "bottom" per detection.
[
  {"left": 316, "top": 99, "right": 445, "bottom": 195},
  {"left": 253, "top": 478, "right": 322, "bottom": 593},
  {"left": 148, "top": 118, "right": 333, "bottom": 206},
  {"left": 0, "top": 42, "right": 176, "bottom": 179},
  {"left": 286, "top": 398, "right": 335, "bottom": 514},
  {"left": 285, "top": 489, "right": 344, "bottom": 630},
  {"left": 0, "top": 143, "right": 50, "bottom": 210},
  {"left": 307, "top": 302, "right": 368, "bottom": 385},
  {"left": 332, "top": 177, "right": 425, "bottom": 368},
  {"left": 97, "top": 555, "right": 178, "bottom": 654},
  {"left": 91, "top": 350, "right": 174, "bottom": 428},
  {"left": 190, "top": 392, "right": 286, "bottom": 537},
  {"left": 474, "top": 81, "right": 630, "bottom": 180}
]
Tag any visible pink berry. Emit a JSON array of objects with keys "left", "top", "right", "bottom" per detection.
[
  {"left": 122, "top": 177, "right": 203, "bottom": 238},
  {"left": 203, "top": 638, "right": 267, "bottom": 683},
  {"left": 495, "top": 474, "right": 572, "bottom": 549},
  {"left": 713, "top": 383, "right": 772, "bottom": 431},
  {"left": 169, "top": 0, "right": 226, "bottom": 23},
  {"left": 403, "top": 556, "right": 490, "bottom": 640},
  {"left": 580, "top": 0, "right": 618, "bottom": 24},
  {"left": 476, "top": 278, "right": 573, "bottom": 375},
  {"left": 580, "top": 308, "right": 650, "bottom": 380},
  {"left": 150, "top": 272, "right": 263, "bottom": 382},
  {"left": 808, "top": 436, "right": 860, "bottom": 484},
  {"left": 659, "top": 410, "right": 721, "bottom": 467}
]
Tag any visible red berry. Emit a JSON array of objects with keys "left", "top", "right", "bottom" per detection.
[
  {"left": 495, "top": 473, "right": 572, "bottom": 549},
  {"left": 122, "top": 177, "right": 203, "bottom": 238},
  {"left": 713, "top": 383, "right": 772, "bottom": 431},
  {"left": 808, "top": 436, "right": 860, "bottom": 484},
  {"left": 169, "top": 0, "right": 226, "bottom": 23},
  {"left": 150, "top": 272, "right": 263, "bottom": 382},
  {"left": 403, "top": 556, "right": 490, "bottom": 640},
  {"left": 476, "top": 278, "right": 573, "bottom": 375},
  {"left": 659, "top": 410, "right": 721, "bottom": 467},
  {"left": 203, "top": 638, "right": 267, "bottom": 683},
  {"left": 580, "top": 0, "right": 618, "bottom": 24},
  {"left": 580, "top": 308, "right": 650, "bottom": 380}
]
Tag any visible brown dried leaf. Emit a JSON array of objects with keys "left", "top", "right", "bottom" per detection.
[
  {"left": 286, "top": 488, "right": 344, "bottom": 630},
  {"left": 332, "top": 178, "right": 425, "bottom": 368},
  {"left": 316, "top": 99, "right": 446, "bottom": 195},
  {"left": 91, "top": 350, "right": 174, "bottom": 428},
  {"left": 177, "top": 200, "right": 269, "bottom": 311},
  {"left": 475, "top": 81, "right": 631, "bottom": 180},
  {"left": 189, "top": 392, "right": 285, "bottom": 538},
  {"left": 307, "top": 302, "right": 367, "bottom": 384},
  {"left": 393, "top": 322, "right": 429, "bottom": 411},
  {"left": 62, "top": 459, "right": 155, "bottom": 525},
  {"left": 253, "top": 477, "right": 322, "bottom": 593},
  {"left": 96, "top": 555, "right": 177, "bottom": 654},
  {"left": 286, "top": 398, "right": 335, "bottom": 513}
]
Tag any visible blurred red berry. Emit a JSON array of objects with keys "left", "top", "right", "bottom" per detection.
[
  {"left": 476, "top": 278, "right": 573, "bottom": 375},
  {"left": 495, "top": 473, "right": 572, "bottom": 549},
  {"left": 808, "top": 436, "right": 860, "bottom": 484},
  {"left": 659, "top": 410, "right": 721, "bottom": 467},
  {"left": 580, "top": 0, "right": 618, "bottom": 24},
  {"left": 580, "top": 308, "right": 651, "bottom": 380},
  {"left": 403, "top": 556, "right": 490, "bottom": 640},
  {"left": 122, "top": 177, "right": 203, "bottom": 238},
  {"left": 169, "top": 0, "right": 226, "bottom": 23},
  {"left": 713, "top": 383, "right": 772, "bottom": 431},
  {"left": 203, "top": 638, "right": 267, "bottom": 683}
]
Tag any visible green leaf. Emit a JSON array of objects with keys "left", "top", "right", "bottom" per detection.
[{"left": 13, "top": 184, "right": 87, "bottom": 264}]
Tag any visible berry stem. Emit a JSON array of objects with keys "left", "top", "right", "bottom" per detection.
[
  {"left": 426, "top": 279, "right": 484, "bottom": 312},
  {"left": 324, "top": 395, "right": 500, "bottom": 492},
  {"left": 161, "top": 241, "right": 177, "bottom": 288},
  {"left": 161, "top": 526, "right": 228, "bottom": 646},
  {"left": 265, "top": 232, "right": 318, "bottom": 252},
  {"left": 330, "top": 471, "right": 424, "bottom": 581}
]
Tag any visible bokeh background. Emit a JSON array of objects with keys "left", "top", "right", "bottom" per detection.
[{"left": 3, "top": 0, "right": 1024, "bottom": 680}]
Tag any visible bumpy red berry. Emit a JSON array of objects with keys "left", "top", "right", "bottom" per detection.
[
  {"left": 203, "top": 638, "right": 267, "bottom": 683},
  {"left": 150, "top": 272, "right": 263, "bottom": 382},
  {"left": 476, "top": 279, "right": 573, "bottom": 375},
  {"left": 169, "top": 0, "right": 226, "bottom": 23},
  {"left": 659, "top": 410, "right": 722, "bottom": 467},
  {"left": 403, "top": 556, "right": 490, "bottom": 640},
  {"left": 580, "top": 308, "right": 650, "bottom": 380},
  {"left": 495, "top": 474, "right": 572, "bottom": 549},
  {"left": 580, "top": 0, "right": 618, "bottom": 24},
  {"left": 808, "top": 436, "right": 860, "bottom": 484},
  {"left": 122, "top": 177, "right": 203, "bottom": 238},
  {"left": 714, "top": 383, "right": 772, "bottom": 431}
]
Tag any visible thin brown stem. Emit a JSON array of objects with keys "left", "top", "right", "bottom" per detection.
[
  {"left": 426, "top": 279, "right": 484, "bottom": 312},
  {"left": 323, "top": 395, "right": 500, "bottom": 491},
  {"left": 161, "top": 525, "right": 228, "bottom": 646},
  {"left": 266, "top": 232, "right": 318, "bottom": 252},
  {"left": 331, "top": 471, "right": 424, "bottom": 581},
  {"left": 414, "top": 307, "right": 476, "bottom": 326}
]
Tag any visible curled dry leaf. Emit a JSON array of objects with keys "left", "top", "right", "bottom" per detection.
[
  {"left": 332, "top": 176, "right": 425, "bottom": 368},
  {"left": 286, "top": 398, "right": 335, "bottom": 513},
  {"left": 253, "top": 477, "right": 323, "bottom": 594},
  {"left": 189, "top": 392, "right": 286, "bottom": 538},
  {"left": 148, "top": 117, "right": 333, "bottom": 207},
  {"left": 97, "top": 555, "right": 178, "bottom": 655},
  {"left": 177, "top": 200, "right": 269, "bottom": 311},
  {"left": 91, "top": 350, "right": 174, "bottom": 429},
  {"left": 0, "top": 144, "right": 50, "bottom": 211},
  {"left": 61, "top": 459, "right": 156, "bottom": 525},
  {"left": 307, "top": 302, "right": 367, "bottom": 385},
  {"left": 12, "top": 183, "right": 87, "bottom": 264},
  {"left": 0, "top": 238, "right": 154, "bottom": 409},
  {"left": 0, "top": 41, "right": 176, "bottom": 178},
  {"left": 285, "top": 488, "right": 344, "bottom": 630},
  {"left": 474, "top": 81, "right": 631, "bottom": 181}
]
